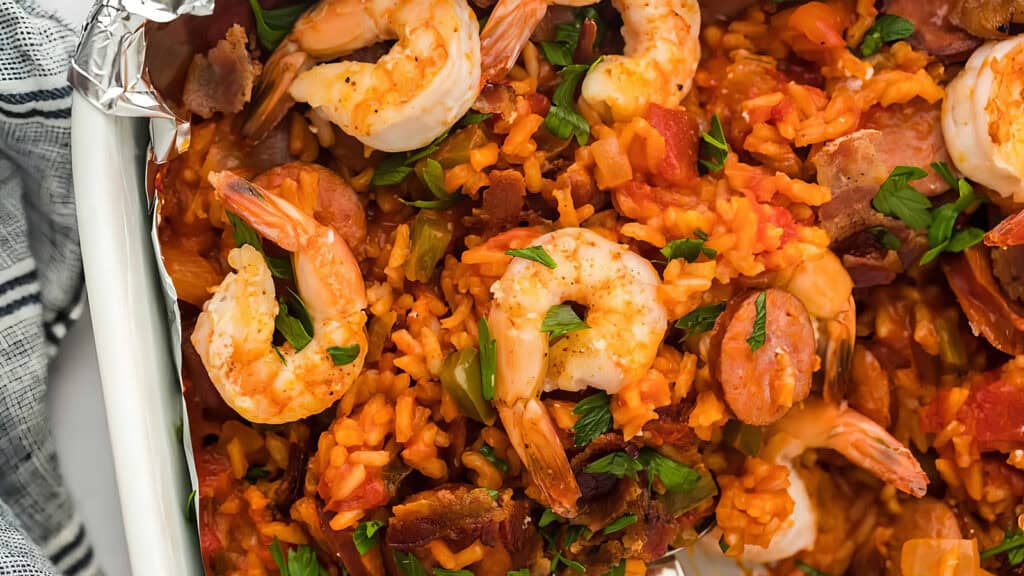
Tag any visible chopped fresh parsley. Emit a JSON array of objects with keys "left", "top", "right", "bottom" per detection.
[
  {"left": 433, "top": 569, "right": 473, "bottom": 576},
  {"left": 275, "top": 297, "right": 313, "bottom": 351},
  {"left": 541, "top": 41, "right": 575, "bottom": 66},
  {"left": 248, "top": 0, "right": 313, "bottom": 51},
  {"left": 661, "top": 229, "right": 717, "bottom": 262},
  {"left": 244, "top": 466, "right": 270, "bottom": 482},
  {"left": 718, "top": 536, "right": 730, "bottom": 553},
  {"left": 269, "top": 538, "right": 329, "bottom": 576},
  {"left": 372, "top": 130, "right": 451, "bottom": 188},
  {"left": 273, "top": 345, "right": 288, "bottom": 365},
  {"left": 478, "top": 316, "right": 496, "bottom": 401},
  {"left": 507, "top": 570, "right": 531, "bottom": 576},
  {"left": 539, "top": 508, "right": 561, "bottom": 528},
  {"left": 486, "top": 488, "right": 500, "bottom": 500},
  {"left": 478, "top": 443, "right": 509, "bottom": 473},
  {"left": 505, "top": 245, "right": 557, "bottom": 269},
  {"left": 541, "top": 304, "right": 591, "bottom": 341},
  {"left": 584, "top": 451, "right": 643, "bottom": 480},
  {"left": 539, "top": 6, "right": 604, "bottom": 67},
  {"left": 393, "top": 550, "right": 429, "bottom": 576},
  {"left": 544, "top": 60, "right": 602, "bottom": 145},
  {"left": 931, "top": 161, "right": 958, "bottom": 189},
  {"left": 185, "top": 489, "right": 197, "bottom": 522},
  {"left": 699, "top": 114, "right": 729, "bottom": 173},
  {"left": 638, "top": 447, "right": 700, "bottom": 492},
  {"left": 327, "top": 344, "right": 360, "bottom": 366},
  {"left": 746, "top": 291, "right": 767, "bottom": 352},
  {"left": 981, "top": 526, "right": 1024, "bottom": 565},
  {"left": 353, "top": 520, "right": 385, "bottom": 555},
  {"left": 458, "top": 111, "right": 492, "bottom": 126},
  {"left": 226, "top": 211, "right": 293, "bottom": 280},
  {"left": 867, "top": 226, "right": 902, "bottom": 251},
  {"left": 572, "top": 391, "right": 612, "bottom": 447},
  {"left": 402, "top": 158, "right": 464, "bottom": 209},
  {"left": 796, "top": 560, "right": 833, "bottom": 576},
  {"left": 919, "top": 173, "right": 984, "bottom": 265},
  {"left": 601, "top": 513, "right": 638, "bottom": 535},
  {"left": 860, "top": 14, "right": 915, "bottom": 57},
  {"left": 675, "top": 302, "right": 726, "bottom": 339},
  {"left": 872, "top": 166, "right": 932, "bottom": 229}
]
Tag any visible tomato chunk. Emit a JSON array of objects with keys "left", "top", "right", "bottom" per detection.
[{"left": 645, "top": 104, "right": 700, "bottom": 187}]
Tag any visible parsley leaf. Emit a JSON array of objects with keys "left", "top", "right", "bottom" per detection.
[
  {"left": 270, "top": 538, "right": 329, "bottom": 576},
  {"left": 479, "top": 444, "right": 509, "bottom": 473},
  {"left": 746, "top": 291, "right": 767, "bottom": 352},
  {"left": 248, "top": 0, "right": 313, "bottom": 51},
  {"left": 981, "top": 526, "right": 1024, "bottom": 564},
  {"left": 539, "top": 508, "right": 561, "bottom": 528},
  {"left": 505, "top": 245, "right": 557, "bottom": 269},
  {"left": 867, "top": 226, "right": 902, "bottom": 251},
  {"left": 584, "top": 451, "right": 643, "bottom": 480},
  {"left": 699, "top": 114, "right": 729, "bottom": 173},
  {"left": 860, "top": 14, "right": 915, "bottom": 57},
  {"left": 544, "top": 59, "right": 602, "bottom": 145},
  {"left": 226, "top": 211, "right": 293, "bottom": 280},
  {"left": 486, "top": 488, "right": 500, "bottom": 500},
  {"left": 719, "top": 536, "right": 730, "bottom": 553},
  {"left": 327, "top": 344, "right": 360, "bottom": 366},
  {"left": 353, "top": 520, "right": 385, "bottom": 555},
  {"left": 541, "top": 41, "right": 575, "bottom": 66},
  {"left": 394, "top": 551, "right": 429, "bottom": 576},
  {"left": 675, "top": 303, "right": 726, "bottom": 339},
  {"left": 244, "top": 466, "right": 270, "bottom": 482},
  {"left": 601, "top": 513, "right": 638, "bottom": 535},
  {"left": 872, "top": 166, "right": 932, "bottom": 229},
  {"left": 433, "top": 570, "right": 473, "bottom": 576},
  {"left": 459, "top": 111, "right": 492, "bottom": 126},
  {"left": 275, "top": 298, "right": 313, "bottom": 351},
  {"left": 638, "top": 447, "right": 700, "bottom": 492},
  {"left": 541, "top": 304, "right": 591, "bottom": 341},
  {"left": 947, "top": 227, "right": 985, "bottom": 252},
  {"left": 572, "top": 391, "right": 612, "bottom": 447},
  {"left": 919, "top": 177, "right": 982, "bottom": 265},
  {"left": 478, "top": 316, "right": 496, "bottom": 401},
  {"left": 661, "top": 230, "right": 717, "bottom": 262},
  {"left": 931, "top": 161, "right": 958, "bottom": 189},
  {"left": 372, "top": 131, "right": 451, "bottom": 187},
  {"left": 796, "top": 560, "right": 833, "bottom": 576},
  {"left": 507, "top": 570, "right": 531, "bottom": 576},
  {"left": 184, "top": 489, "right": 197, "bottom": 522}
]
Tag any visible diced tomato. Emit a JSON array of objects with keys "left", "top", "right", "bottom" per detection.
[
  {"left": 199, "top": 504, "right": 225, "bottom": 560},
  {"left": 320, "top": 466, "right": 390, "bottom": 512},
  {"left": 957, "top": 373, "right": 1024, "bottom": 452},
  {"left": 196, "top": 447, "right": 233, "bottom": 497},
  {"left": 645, "top": 104, "right": 700, "bottom": 187},
  {"left": 523, "top": 92, "right": 551, "bottom": 117}
]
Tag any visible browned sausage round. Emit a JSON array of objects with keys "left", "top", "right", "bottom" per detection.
[
  {"left": 710, "top": 289, "right": 816, "bottom": 425},
  {"left": 883, "top": 0, "right": 981, "bottom": 59}
]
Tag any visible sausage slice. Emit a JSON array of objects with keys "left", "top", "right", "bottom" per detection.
[{"left": 710, "top": 289, "right": 816, "bottom": 425}]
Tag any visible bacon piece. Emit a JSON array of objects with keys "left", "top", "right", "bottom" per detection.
[
  {"left": 483, "top": 170, "right": 526, "bottom": 231},
  {"left": 183, "top": 25, "right": 262, "bottom": 119}
]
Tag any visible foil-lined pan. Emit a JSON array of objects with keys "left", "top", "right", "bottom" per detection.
[{"left": 67, "top": 1, "right": 712, "bottom": 573}]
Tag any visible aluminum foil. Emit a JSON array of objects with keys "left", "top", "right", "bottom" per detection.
[{"left": 69, "top": 0, "right": 207, "bottom": 161}]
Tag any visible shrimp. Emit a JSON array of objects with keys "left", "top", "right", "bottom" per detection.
[
  {"left": 733, "top": 401, "right": 928, "bottom": 563},
  {"left": 943, "top": 34, "right": 1024, "bottom": 202},
  {"left": 480, "top": 0, "right": 700, "bottom": 120},
  {"left": 489, "top": 227, "right": 668, "bottom": 516},
  {"left": 580, "top": 0, "right": 700, "bottom": 121},
  {"left": 192, "top": 172, "right": 368, "bottom": 424},
  {"left": 243, "top": 0, "right": 481, "bottom": 153}
]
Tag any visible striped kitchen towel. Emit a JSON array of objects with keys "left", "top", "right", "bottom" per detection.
[{"left": 0, "top": 0, "right": 101, "bottom": 575}]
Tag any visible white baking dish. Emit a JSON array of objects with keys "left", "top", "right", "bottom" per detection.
[
  {"left": 69, "top": 89, "right": 734, "bottom": 576},
  {"left": 71, "top": 92, "right": 203, "bottom": 576}
]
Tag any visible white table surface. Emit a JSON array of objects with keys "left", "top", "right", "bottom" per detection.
[{"left": 43, "top": 1, "right": 133, "bottom": 575}]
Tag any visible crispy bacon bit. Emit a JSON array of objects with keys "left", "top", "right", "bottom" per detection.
[
  {"left": 317, "top": 504, "right": 383, "bottom": 576},
  {"left": 644, "top": 104, "right": 700, "bottom": 187},
  {"left": 483, "top": 170, "right": 526, "bottom": 231},
  {"left": 386, "top": 485, "right": 536, "bottom": 557},
  {"left": 184, "top": 25, "right": 262, "bottom": 119},
  {"left": 474, "top": 83, "right": 516, "bottom": 120}
]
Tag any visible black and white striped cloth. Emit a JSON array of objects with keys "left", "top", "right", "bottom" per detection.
[{"left": 0, "top": 1, "right": 100, "bottom": 575}]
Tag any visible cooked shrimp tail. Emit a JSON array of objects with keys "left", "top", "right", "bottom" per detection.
[
  {"left": 498, "top": 400, "right": 580, "bottom": 517},
  {"left": 769, "top": 401, "right": 928, "bottom": 497},
  {"left": 242, "top": 43, "right": 313, "bottom": 141},
  {"left": 479, "top": 0, "right": 549, "bottom": 81}
]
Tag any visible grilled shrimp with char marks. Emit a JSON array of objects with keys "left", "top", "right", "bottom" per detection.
[
  {"left": 192, "top": 172, "right": 368, "bottom": 424},
  {"left": 244, "top": 0, "right": 481, "bottom": 152},
  {"left": 480, "top": 0, "right": 700, "bottom": 120},
  {"left": 489, "top": 227, "right": 668, "bottom": 516}
]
